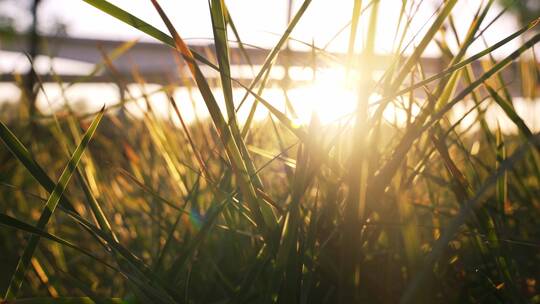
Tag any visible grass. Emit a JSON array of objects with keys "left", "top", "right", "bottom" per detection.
[{"left": 0, "top": 0, "right": 539, "bottom": 303}]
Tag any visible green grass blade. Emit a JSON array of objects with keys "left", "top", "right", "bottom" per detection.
[
  {"left": 209, "top": 0, "right": 234, "bottom": 120},
  {"left": 241, "top": 65, "right": 273, "bottom": 138},
  {"left": 487, "top": 85, "right": 533, "bottom": 138},
  {"left": 495, "top": 125, "right": 507, "bottom": 215},
  {"left": 224, "top": 6, "right": 255, "bottom": 73},
  {"left": 82, "top": 0, "right": 173, "bottom": 47},
  {"left": 75, "top": 170, "right": 116, "bottom": 241},
  {"left": 209, "top": 0, "right": 264, "bottom": 189},
  {"left": 4, "top": 108, "right": 104, "bottom": 299},
  {"left": 82, "top": 0, "right": 217, "bottom": 71}
]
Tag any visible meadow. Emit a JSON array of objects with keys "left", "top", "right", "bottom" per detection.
[{"left": 0, "top": 0, "right": 539, "bottom": 303}]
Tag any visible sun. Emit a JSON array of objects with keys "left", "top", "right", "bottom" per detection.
[
  {"left": 287, "top": 68, "right": 358, "bottom": 125},
  {"left": 285, "top": 67, "right": 422, "bottom": 128}
]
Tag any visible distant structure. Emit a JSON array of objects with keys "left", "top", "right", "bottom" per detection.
[{"left": 0, "top": 34, "right": 532, "bottom": 98}]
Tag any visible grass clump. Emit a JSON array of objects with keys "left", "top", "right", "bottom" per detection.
[{"left": 1, "top": 0, "right": 539, "bottom": 303}]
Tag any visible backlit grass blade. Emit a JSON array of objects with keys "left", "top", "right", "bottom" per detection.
[
  {"left": 487, "top": 85, "right": 533, "bottom": 139},
  {"left": 389, "top": 0, "right": 457, "bottom": 90},
  {"left": 209, "top": 0, "right": 234, "bottom": 120},
  {"left": 63, "top": 115, "right": 117, "bottom": 241},
  {"left": 82, "top": 0, "right": 173, "bottom": 47},
  {"left": 209, "top": 0, "right": 264, "bottom": 189},
  {"left": 82, "top": 0, "right": 282, "bottom": 109},
  {"left": 167, "top": 94, "right": 212, "bottom": 182},
  {"left": 76, "top": 170, "right": 116, "bottom": 241},
  {"left": 341, "top": 1, "right": 379, "bottom": 298},
  {"left": 495, "top": 125, "right": 507, "bottom": 215},
  {"left": 372, "top": 32, "right": 540, "bottom": 201},
  {"left": 4, "top": 108, "right": 104, "bottom": 299},
  {"left": 430, "top": 1, "right": 493, "bottom": 111},
  {"left": 241, "top": 65, "right": 273, "bottom": 138},
  {"left": 82, "top": 0, "right": 217, "bottom": 71},
  {"left": 82, "top": 0, "right": 306, "bottom": 143},
  {"left": 61, "top": 38, "right": 138, "bottom": 90},
  {"left": 235, "top": 0, "right": 313, "bottom": 112},
  {"left": 224, "top": 6, "right": 254, "bottom": 73},
  {"left": 345, "top": 0, "right": 363, "bottom": 78},
  {"left": 150, "top": 0, "right": 278, "bottom": 236},
  {"left": 248, "top": 145, "right": 297, "bottom": 169},
  {"left": 373, "top": 17, "right": 539, "bottom": 107}
]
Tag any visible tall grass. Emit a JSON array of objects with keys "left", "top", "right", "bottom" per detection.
[{"left": 0, "top": 0, "right": 539, "bottom": 303}]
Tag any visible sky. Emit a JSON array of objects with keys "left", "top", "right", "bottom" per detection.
[{"left": 32, "top": 0, "right": 524, "bottom": 54}]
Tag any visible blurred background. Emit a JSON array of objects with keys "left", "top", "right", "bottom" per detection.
[{"left": 0, "top": 0, "right": 539, "bottom": 130}]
